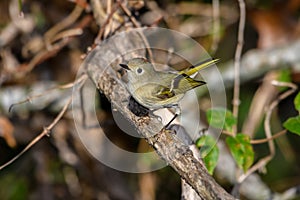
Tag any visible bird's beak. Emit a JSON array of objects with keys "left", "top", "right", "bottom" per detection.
[{"left": 119, "top": 64, "right": 130, "bottom": 70}]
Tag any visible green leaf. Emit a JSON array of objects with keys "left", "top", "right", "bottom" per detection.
[
  {"left": 226, "top": 134, "right": 254, "bottom": 172},
  {"left": 294, "top": 92, "right": 300, "bottom": 112},
  {"left": 276, "top": 69, "right": 291, "bottom": 92},
  {"left": 283, "top": 116, "right": 300, "bottom": 135},
  {"left": 196, "top": 135, "right": 219, "bottom": 174},
  {"left": 206, "top": 107, "right": 236, "bottom": 133},
  {"left": 18, "top": 0, "right": 23, "bottom": 12}
]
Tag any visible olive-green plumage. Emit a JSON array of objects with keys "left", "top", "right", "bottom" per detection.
[{"left": 120, "top": 58, "right": 218, "bottom": 110}]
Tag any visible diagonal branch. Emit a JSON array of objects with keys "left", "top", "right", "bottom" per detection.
[
  {"left": 84, "top": 31, "right": 234, "bottom": 199},
  {"left": 0, "top": 97, "right": 72, "bottom": 170}
]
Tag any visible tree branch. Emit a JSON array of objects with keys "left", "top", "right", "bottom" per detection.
[
  {"left": 83, "top": 31, "right": 234, "bottom": 199},
  {"left": 204, "top": 40, "right": 300, "bottom": 94}
]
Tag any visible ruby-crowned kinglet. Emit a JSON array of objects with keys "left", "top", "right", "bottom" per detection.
[{"left": 120, "top": 57, "right": 218, "bottom": 112}]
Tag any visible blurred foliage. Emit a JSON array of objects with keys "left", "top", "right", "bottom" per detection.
[
  {"left": 206, "top": 107, "right": 236, "bottom": 133},
  {"left": 284, "top": 92, "right": 300, "bottom": 135},
  {"left": 196, "top": 135, "right": 219, "bottom": 174},
  {"left": 0, "top": 173, "right": 29, "bottom": 200},
  {"left": 0, "top": 0, "right": 300, "bottom": 199}
]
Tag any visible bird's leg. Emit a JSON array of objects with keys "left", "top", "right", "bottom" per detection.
[
  {"left": 164, "top": 114, "right": 178, "bottom": 129},
  {"left": 164, "top": 106, "right": 181, "bottom": 129},
  {"left": 166, "top": 47, "right": 174, "bottom": 66}
]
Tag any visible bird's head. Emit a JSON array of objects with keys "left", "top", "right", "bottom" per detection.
[{"left": 119, "top": 58, "right": 153, "bottom": 77}]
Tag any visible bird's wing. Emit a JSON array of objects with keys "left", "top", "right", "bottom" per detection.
[
  {"left": 134, "top": 83, "right": 175, "bottom": 99},
  {"left": 132, "top": 83, "right": 178, "bottom": 109},
  {"left": 154, "top": 84, "right": 176, "bottom": 99},
  {"left": 170, "top": 73, "right": 206, "bottom": 92},
  {"left": 167, "top": 59, "right": 218, "bottom": 92},
  {"left": 178, "top": 58, "right": 219, "bottom": 77}
]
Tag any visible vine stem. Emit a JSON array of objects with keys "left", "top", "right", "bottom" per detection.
[
  {"left": 232, "top": 0, "right": 246, "bottom": 135},
  {"left": 0, "top": 74, "right": 87, "bottom": 171},
  {"left": 238, "top": 81, "right": 297, "bottom": 183},
  {"left": 0, "top": 97, "right": 72, "bottom": 171}
]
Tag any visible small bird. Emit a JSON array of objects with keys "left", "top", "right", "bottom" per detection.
[{"left": 120, "top": 57, "right": 218, "bottom": 126}]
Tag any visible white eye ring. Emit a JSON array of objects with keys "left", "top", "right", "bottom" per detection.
[{"left": 136, "top": 68, "right": 143, "bottom": 74}]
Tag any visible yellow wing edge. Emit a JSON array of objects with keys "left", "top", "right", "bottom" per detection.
[{"left": 180, "top": 58, "right": 220, "bottom": 76}]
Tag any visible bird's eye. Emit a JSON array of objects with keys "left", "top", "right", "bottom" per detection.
[{"left": 136, "top": 68, "right": 143, "bottom": 74}]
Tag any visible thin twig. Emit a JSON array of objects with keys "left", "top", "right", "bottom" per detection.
[
  {"left": 9, "top": 74, "right": 87, "bottom": 112},
  {"left": 18, "top": 38, "right": 70, "bottom": 73},
  {"left": 0, "top": 97, "right": 72, "bottom": 171},
  {"left": 251, "top": 129, "right": 287, "bottom": 144},
  {"left": 211, "top": 0, "right": 221, "bottom": 54},
  {"left": 44, "top": 4, "right": 83, "bottom": 49},
  {"left": 103, "top": 0, "right": 114, "bottom": 38},
  {"left": 238, "top": 81, "right": 297, "bottom": 183},
  {"left": 119, "top": 2, "right": 154, "bottom": 62},
  {"left": 107, "top": 0, "right": 112, "bottom": 15},
  {"left": 119, "top": 2, "right": 140, "bottom": 27},
  {"left": 222, "top": 130, "right": 234, "bottom": 136},
  {"left": 242, "top": 72, "right": 279, "bottom": 138},
  {"left": 50, "top": 28, "right": 83, "bottom": 44},
  {"left": 79, "top": 84, "right": 88, "bottom": 128},
  {"left": 232, "top": 0, "right": 246, "bottom": 135},
  {"left": 94, "top": 1, "right": 123, "bottom": 44},
  {"left": 17, "top": 15, "right": 92, "bottom": 75},
  {"left": 90, "top": 0, "right": 107, "bottom": 25}
]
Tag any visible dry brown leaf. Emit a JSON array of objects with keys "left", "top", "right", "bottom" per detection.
[
  {"left": 249, "top": 1, "right": 300, "bottom": 48},
  {"left": 0, "top": 116, "right": 16, "bottom": 148}
]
